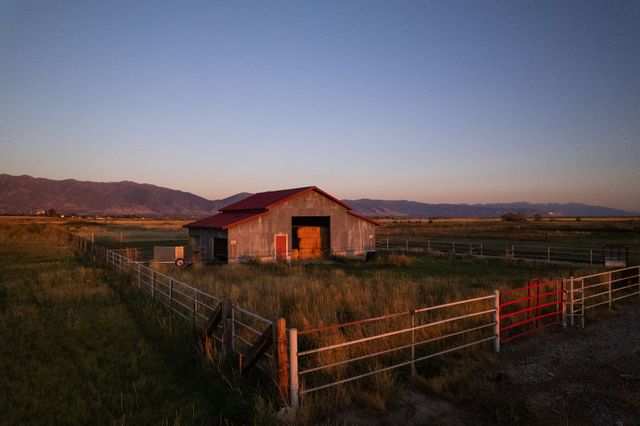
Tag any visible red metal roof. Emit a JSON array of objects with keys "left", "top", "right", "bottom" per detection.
[
  {"left": 220, "top": 186, "right": 352, "bottom": 211},
  {"left": 184, "top": 186, "right": 378, "bottom": 229},
  {"left": 184, "top": 211, "right": 267, "bottom": 229}
]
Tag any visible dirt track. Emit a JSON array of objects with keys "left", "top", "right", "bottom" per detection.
[{"left": 340, "top": 302, "right": 640, "bottom": 425}]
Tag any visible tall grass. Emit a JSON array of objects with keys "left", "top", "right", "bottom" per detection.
[{"left": 0, "top": 219, "right": 256, "bottom": 424}]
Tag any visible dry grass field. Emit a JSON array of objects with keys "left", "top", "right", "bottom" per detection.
[
  {"left": 0, "top": 218, "right": 262, "bottom": 425},
  {"left": 2, "top": 216, "right": 638, "bottom": 424}
]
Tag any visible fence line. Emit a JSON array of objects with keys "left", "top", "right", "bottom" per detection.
[
  {"left": 567, "top": 265, "right": 640, "bottom": 328},
  {"left": 292, "top": 294, "right": 498, "bottom": 401},
  {"left": 71, "top": 234, "right": 284, "bottom": 387},
  {"left": 71, "top": 233, "right": 640, "bottom": 411},
  {"left": 376, "top": 237, "right": 639, "bottom": 265}
]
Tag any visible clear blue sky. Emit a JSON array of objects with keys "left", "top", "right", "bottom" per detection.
[{"left": 1, "top": 1, "right": 639, "bottom": 210}]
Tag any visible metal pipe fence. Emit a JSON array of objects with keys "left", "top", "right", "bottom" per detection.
[
  {"left": 291, "top": 294, "right": 498, "bottom": 400},
  {"left": 376, "top": 237, "right": 640, "bottom": 265},
  {"left": 72, "top": 233, "right": 640, "bottom": 412},
  {"left": 567, "top": 266, "right": 640, "bottom": 328},
  {"left": 72, "top": 234, "right": 278, "bottom": 380}
]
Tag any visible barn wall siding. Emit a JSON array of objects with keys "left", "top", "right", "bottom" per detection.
[
  {"left": 227, "top": 191, "right": 376, "bottom": 262},
  {"left": 187, "top": 227, "right": 227, "bottom": 262}
]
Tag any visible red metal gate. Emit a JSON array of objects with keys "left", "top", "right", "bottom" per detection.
[{"left": 499, "top": 278, "right": 565, "bottom": 343}]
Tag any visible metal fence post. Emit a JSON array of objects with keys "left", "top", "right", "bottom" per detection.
[
  {"left": 288, "top": 328, "right": 299, "bottom": 410},
  {"left": 494, "top": 290, "right": 500, "bottom": 353},
  {"left": 480, "top": 242, "right": 483, "bottom": 256},
  {"left": 137, "top": 264, "right": 141, "bottom": 288},
  {"left": 511, "top": 245, "right": 515, "bottom": 258},
  {"left": 547, "top": 247, "right": 551, "bottom": 263},
  {"left": 427, "top": 240, "right": 431, "bottom": 252},
  {"left": 452, "top": 241, "right": 455, "bottom": 254},
  {"left": 386, "top": 237, "right": 389, "bottom": 251},
  {"left": 561, "top": 279, "right": 567, "bottom": 327},
  {"left": 469, "top": 243, "right": 472, "bottom": 255},
  {"left": 590, "top": 249, "right": 593, "bottom": 265},
  {"left": 406, "top": 240, "right": 409, "bottom": 252},
  {"left": 193, "top": 292, "right": 197, "bottom": 334},
  {"left": 581, "top": 278, "right": 585, "bottom": 329},
  {"left": 410, "top": 311, "right": 416, "bottom": 377},
  {"left": 169, "top": 279, "right": 173, "bottom": 314},
  {"left": 569, "top": 276, "right": 574, "bottom": 327},
  {"left": 152, "top": 271, "right": 156, "bottom": 301},
  {"left": 608, "top": 272, "right": 612, "bottom": 310}
]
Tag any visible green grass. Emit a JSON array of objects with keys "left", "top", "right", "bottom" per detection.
[
  {"left": 0, "top": 223, "right": 257, "bottom": 425},
  {"left": 379, "top": 218, "right": 640, "bottom": 250}
]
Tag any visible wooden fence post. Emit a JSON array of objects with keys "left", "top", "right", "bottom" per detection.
[
  {"left": 494, "top": 290, "right": 500, "bottom": 353},
  {"left": 273, "top": 318, "right": 289, "bottom": 399},
  {"left": 222, "top": 299, "right": 233, "bottom": 361},
  {"left": 288, "top": 328, "right": 299, "bottom": 410}
]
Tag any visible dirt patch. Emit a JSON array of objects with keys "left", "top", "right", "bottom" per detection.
[
  {"left": 336, "top": 303, "right": 640, "bottom": 425},
  {"left": 458, "top": 303, "right": 640, "bottom": 425}
]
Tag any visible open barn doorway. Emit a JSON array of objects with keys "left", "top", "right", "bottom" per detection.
[
  {"left": 212, "top": 237, "right": 228, "bottom": 262},
  {"left": 292, "top": 216, "right": 330, "bottom": 259}
]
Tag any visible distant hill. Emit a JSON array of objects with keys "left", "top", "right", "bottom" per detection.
[
  {"left": 0, "top": 174, "right": 249, "bottom": 217},
  {"left": 343, "top": 199, "right": 635, "bottom": 218},
  {"left": 0, "top": 174, "right": 634, "bottom": 218}
]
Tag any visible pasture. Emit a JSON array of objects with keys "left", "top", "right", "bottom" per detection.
[
  {"left": 0, "top": 219, "right": 261, "bottom": 425},
  {"left": 2, "top": 216, "right": 639, "bottom": 423}
]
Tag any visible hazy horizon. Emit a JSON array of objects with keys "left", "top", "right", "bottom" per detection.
[
  {"left": 1, "top": 2, "right": 639, "bottom": 210},
  {"left": 2, "top": 172, "right": 636, "bottom": 212}
]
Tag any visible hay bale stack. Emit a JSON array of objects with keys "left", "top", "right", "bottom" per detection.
[{"left": 297, "top": 226, "right": 323, "bottom": 259}]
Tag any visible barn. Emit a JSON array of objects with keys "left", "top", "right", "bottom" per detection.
[{"left": 184, "top": 186, "right": 378, "bottom": 262}]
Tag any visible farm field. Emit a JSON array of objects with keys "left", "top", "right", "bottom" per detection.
[
  {"left": 377, "top": 217, "right": 640, "bottom": 249},
  {"left": 0, "top": 219, "right": 259, "bottom": 425},
  {"left": 2, "top": 216, "right": 639, "bottom": 424}
]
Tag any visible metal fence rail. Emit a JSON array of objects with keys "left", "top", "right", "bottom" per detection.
[
  {"left": 567, "top": 266, "right": 640, "bottom": 327},
  {"left": 376, "top": 237, "right": 640, "bottom": 265},
  {"left": 72, "top": 234, "right": 279, "bottom": 381},
  {"left": 72, "top": 233, "right": 640, "bottom": 412},
  {"left": 289, "top": 294, "right": 499, "bottom": 399}
]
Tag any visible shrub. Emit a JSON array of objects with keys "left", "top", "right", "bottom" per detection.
[{"left": 500, "top": 212, "right": 527, "bottom": 222}]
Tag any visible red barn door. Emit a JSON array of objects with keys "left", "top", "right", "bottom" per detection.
[{"left": 275, "top": 235, "right": 287, "bottom": 261}]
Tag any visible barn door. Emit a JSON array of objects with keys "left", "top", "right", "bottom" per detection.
[{"left": 275, "top": 235, "right": 288, "bottom": 261}]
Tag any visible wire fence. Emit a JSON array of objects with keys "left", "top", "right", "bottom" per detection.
[{"left": 376, "top": 237, "right": 640, "bottom": 265}]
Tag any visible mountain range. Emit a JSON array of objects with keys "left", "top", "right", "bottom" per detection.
[{"left": 0, "top": 174, "right": 634, "bottom": 218}]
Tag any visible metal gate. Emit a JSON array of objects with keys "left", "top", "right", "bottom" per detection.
[{"left": 499, "top": 278, "right": 565, "bottom": 343}]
